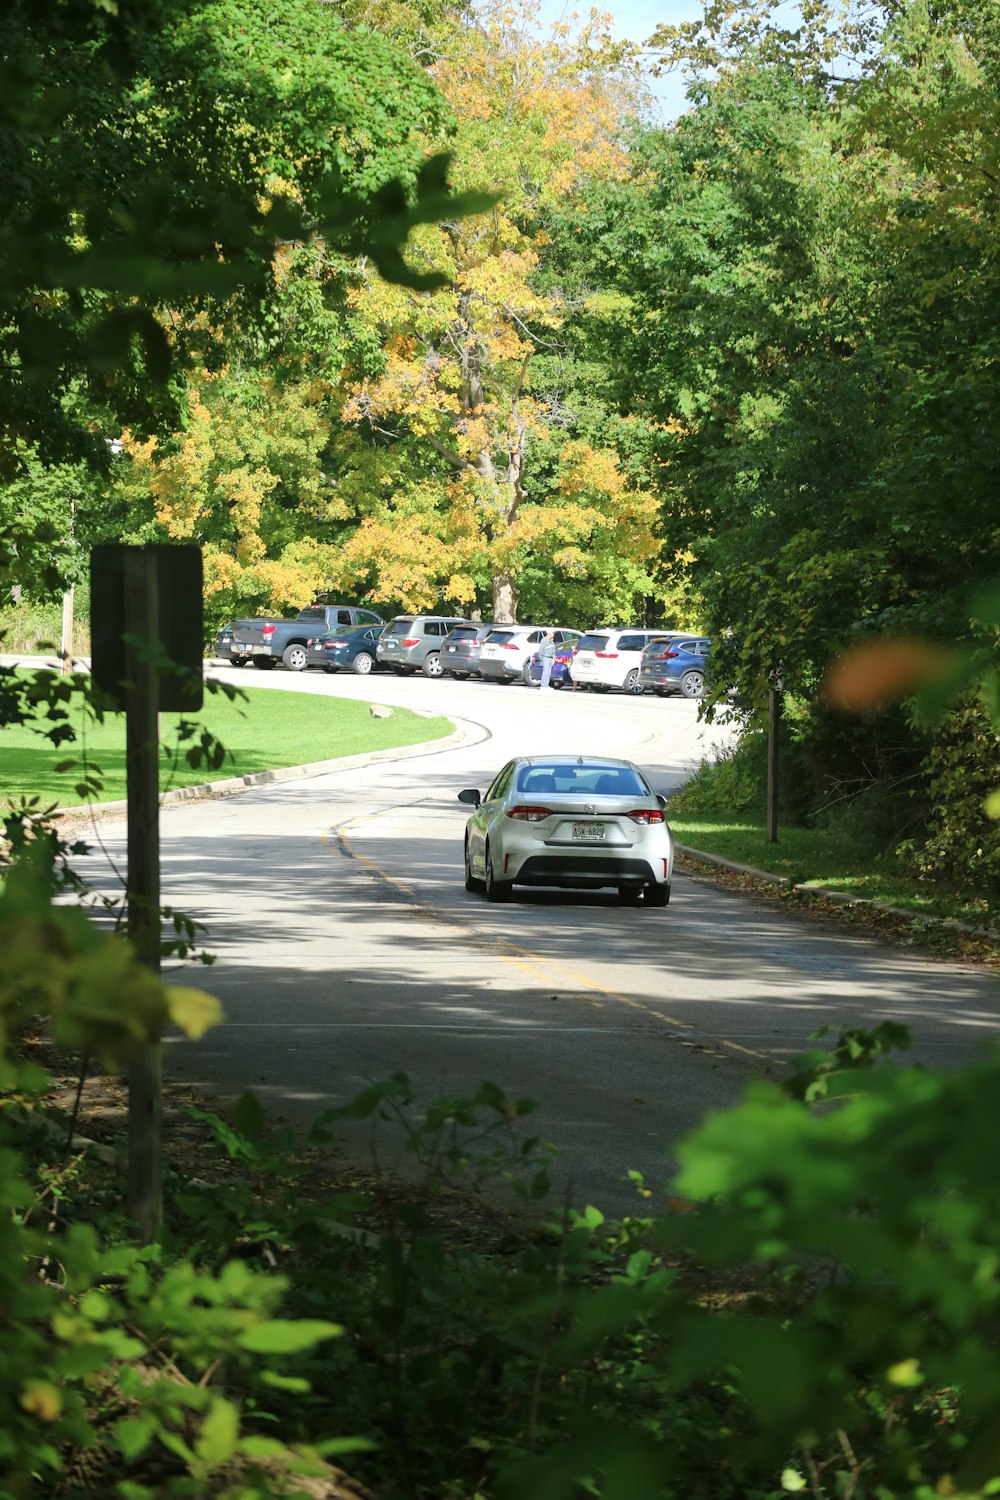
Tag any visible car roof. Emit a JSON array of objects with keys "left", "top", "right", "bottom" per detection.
[{"left": 515, "top": 754, "right": 639, "bottom": 770}]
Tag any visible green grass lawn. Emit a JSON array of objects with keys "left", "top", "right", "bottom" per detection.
[
  {"left": 1, "top": 674, "right": 452, "bottom": 806},
  {"left": 668, "top": 814, "right": 998, "bottom": 930}
]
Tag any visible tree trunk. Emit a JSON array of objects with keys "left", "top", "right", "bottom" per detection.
[{"left": 492, "top": 572, "right": 517, "bottom": 623}]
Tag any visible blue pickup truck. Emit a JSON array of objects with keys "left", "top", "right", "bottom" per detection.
[{"left": 229, "top": 605, "right": 384, "bottom": 671}]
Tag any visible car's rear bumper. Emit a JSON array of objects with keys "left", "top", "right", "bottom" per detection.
[
  {"left": 479, "top": 660, "right": 520, "bottom": 679},
  {"left": 513, "top": 853, "right": 668, "bottom": 890}
]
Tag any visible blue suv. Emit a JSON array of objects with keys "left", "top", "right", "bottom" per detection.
[{"left": 638, "top": 637, "right": 711, "bottom": 698}]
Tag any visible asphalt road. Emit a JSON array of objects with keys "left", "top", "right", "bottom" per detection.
[{"left": 79, "top": 665, "right": 1000, "bottom": 1214}]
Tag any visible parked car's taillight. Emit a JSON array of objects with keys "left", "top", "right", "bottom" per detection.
[
  {"left": 506, "top": 804, "right": 550, "bottom": 822},
  {"left": 402, "top": 637, "right": 420, "bottom": 647},
  {"left": 262, "top": 624, "right": 276, "bottom": 636},
  {"left": 503, "top": 642, "right": 520, "bottom": 650},
  {"left": 627, "top": 809, "right": 665, "bottom": 825},
  {"left": 306, "top": 638, "right": 315, "bottom": 646},
  {"left": 595, "top": 650, "right": 618, "bottom": 658}
]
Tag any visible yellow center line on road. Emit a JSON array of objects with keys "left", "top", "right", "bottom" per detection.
[{"left": 325, "top": 809, "right": 774, "bottom": 1067}]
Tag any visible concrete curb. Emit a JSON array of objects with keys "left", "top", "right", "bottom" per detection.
[
  {"left": 675, "top": 843, "right": 1000, "bottom": 943},
  {"left": 52, "top": 713, "right": 488, "bottom": 821}
]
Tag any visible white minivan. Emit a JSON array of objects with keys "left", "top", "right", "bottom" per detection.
[{"left": 571, "top": 628, "right": 679, "bottom": 694}]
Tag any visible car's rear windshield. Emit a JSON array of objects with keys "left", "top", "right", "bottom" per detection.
[
  {"left": 576, "top": 634, "right": 609, "bottom": 651},
  {"left": 448, "top": 626, "right": 481, "bottom": 640},
  {"left": 515, "top": 763, "right": 649, "bottom": 797},
  {"left": 486, "top": 630, "right": 516, "bottom": 644},
  {"left": 385, "top": 619, "right": 413, "bottom": 637},
  {"left": 298, "top": 608, "right": 327, "bottom": 621}
]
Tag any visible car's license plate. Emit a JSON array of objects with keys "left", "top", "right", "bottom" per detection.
[{"left": 573, "top": 822, "right": 605, "bottom": 840}]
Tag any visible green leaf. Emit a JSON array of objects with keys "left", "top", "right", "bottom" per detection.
[
  {"left": 165, "top": 985, "right": 224, "bottom": 1038},
  {"left": 195, "top": 1396, "right": 239, "bottom": 1469},
  {"left": 237, "top": 1319, "right": 343, "bottom": 1354},
  {"left": 116, "top": 1415, "right": 156, "bottom": 1462}
]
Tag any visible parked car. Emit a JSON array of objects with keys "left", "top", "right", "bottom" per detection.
[
  {"left": 231, "top": 605, "right": 385, "bottom": 672},
  {"left": 570, "top": 628, "right": 679, "bottom": 694},
  {"left": 458, "top": 754, "right": 673, "bottom": 905},
  {"left": 478, "top": 625, "right": 581, "bottom": 684},
  {"left": 305, "top": 623, "right": 386, "bottom": 675},
  {"left": 439, "top": 623, "right": 500, "bottom": 679},
  {"left": 212, "top": 622, "right": 250, "bottom": 667},
  {"left": 638, "top": 636, "right": 711, "bottom": 699},
  {"left": 375, "top": 615, "right": 470, "bottom": 677},
  {"left": 524, "top": 643, "right": 577, "bottom": 689}
]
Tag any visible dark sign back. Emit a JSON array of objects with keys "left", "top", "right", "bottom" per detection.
[{"left": 90, "top": 544, "right": 204, "bottom": 712}]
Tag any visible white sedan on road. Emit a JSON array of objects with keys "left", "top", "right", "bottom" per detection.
[{"left": 459, "top": 754, "right": 674, "bottom": 906}]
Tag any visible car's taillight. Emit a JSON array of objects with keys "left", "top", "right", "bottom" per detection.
[
  {"left": 262, "top": 624, "right": 276, "bottom": 636},
  {"left": 328, "top": 639, "right": 347, "bottom": 646},
  {"left": 402, "top": 637, "right": 420, "bottom": 647},
  {"left": 595, "top": 651, "right": 618, "bottom": 658},
  {"left": 627, "top": 809, "right": 665, "bottom": 825},
  {"left": 506, "top": 804, "right": 550, "bottom": 822},
  {"left": 663, "top": 649, "right": 679, "bottom": 659},
  {"left": 503, "top": 642, "right": 520, "bottom": 650},
  {"left": 306, "top": 638, "right": 315, "bottom": 647}
]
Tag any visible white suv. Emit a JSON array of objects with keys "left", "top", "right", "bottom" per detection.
[
  {"left": 478, "top": 625, "right": 581, "bottom": 684},
  {"left": 571, "top": 628, "right": 679, "bottom": 694}
]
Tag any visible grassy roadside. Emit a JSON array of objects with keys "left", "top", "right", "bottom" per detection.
[
  {"left": 1, "top": 670, "right": 452, "bottom": 805},
  {"left": 666, "top": 752, "right": 1000, "bottom": 942},
  {"left": 667, "top": 812, "right": 998, "bottom": 928}
]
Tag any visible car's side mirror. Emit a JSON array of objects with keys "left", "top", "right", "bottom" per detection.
[{"left": 458, "top": 788, "right": 482, "bottom": 807}]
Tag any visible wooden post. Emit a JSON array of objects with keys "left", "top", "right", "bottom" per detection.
[
  {"left": 124, "top": 548, "right": 162, "bottom": 1244},
  {"left": 767, "top": 680, "right": 781, "bottom": 844},
  {"left": 60, "top": 584, "right": 74, "bottom": 674}
]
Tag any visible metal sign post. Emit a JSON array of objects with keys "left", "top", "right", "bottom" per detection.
[
  {"left": 124, "top": 548, "right": 163, "bottom": 1244},
  {"left": 90, "top": 542, "right": 203, "bottom": 1245}
]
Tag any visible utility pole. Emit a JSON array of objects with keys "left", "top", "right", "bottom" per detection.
[{"left": 124, "top": 548, "right": 162, "bottom": 1243}]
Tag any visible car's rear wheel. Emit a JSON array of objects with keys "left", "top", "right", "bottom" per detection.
[
  {"left": 646, "top": 882, "right": 671, "bottom": 907},
  {"left": 521, "top": 663, "right": 535, "bottom": 686},
  {"left": 422, "top": 653, "right": 443, "bottom": 678},
  {"left": 680, "top": 670, "right": 704, "bottom": 699},
  {"left": 464, "top": 838, "right": 480, "bottom": 892},
  {"left": 623, "top": 668, "right": 644, "bottom": 694},
  {"left": 484, "top": 844, "right": 512, "bottom": 902},
  {"left": 252, "top": 658, "right": 276, "bottom": 670},
  {"left": 282, "top": 643, "right": 308, "bottom": 671},
  {"left": 352, "top": 652, "right": 374, "bottom": 675}
]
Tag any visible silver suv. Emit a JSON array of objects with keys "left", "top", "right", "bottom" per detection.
[
  {"left": 376, "top": 614, "right": 469, "bottom": 677},
  {"left": 478, "top": 625, "right": 581, "bottom": 684}
]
